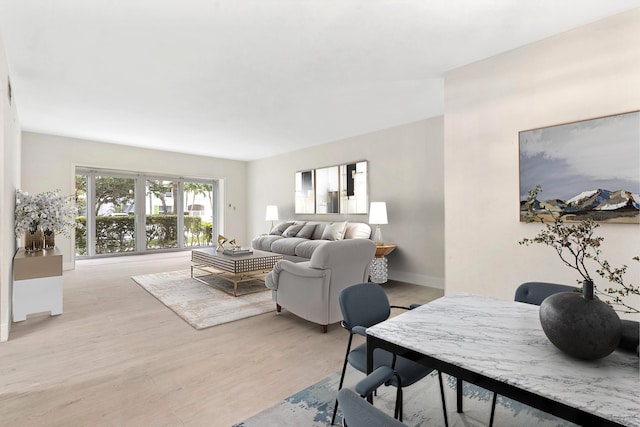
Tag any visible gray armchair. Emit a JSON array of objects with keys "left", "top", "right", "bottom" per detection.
[{"left": 265, "top": 239, "right": 376, "bottom": 333}]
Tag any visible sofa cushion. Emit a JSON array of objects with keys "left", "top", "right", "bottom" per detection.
[
  {"left": 296, "top": 223, "right": 317, "bottom": 239},
  {"left": 271, "top": 237, "right": 309, "bottom": 256},
  {"left": 321, "top": 221, "right": 348, "bottom": 241},
  {"left": 270, "top": 221, "right": 294, "bottom": 236},
  {"left": 294, "top": 239, "right": 329, "bottom": 259},
  {"left": 251, "top": 235, "right": 283, "bottom": 251},
  {"left": 344, "top": 222, "right": 372, "bottom": 239},
  {"left": 282, "top": 222, "right": 306, "bottom": 238},
  {"left": 311, "top": 223, "right": 327, "bottom": 240}
]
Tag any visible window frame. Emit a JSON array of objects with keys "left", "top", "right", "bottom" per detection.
[{"left": 75, "top": 167, "right": 219, "bottom": 258}]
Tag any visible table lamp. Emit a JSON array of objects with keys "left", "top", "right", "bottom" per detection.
[
  {"left": 369, "top": 202, "right": 387, "bottom": 244},
  {"left": 265, "top": 205, "right": 279, "bottom": 233}
]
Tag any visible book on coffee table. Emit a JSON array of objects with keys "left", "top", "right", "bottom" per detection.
[{"left": 223, "top": 248, "right": 253, "bottom": 256}]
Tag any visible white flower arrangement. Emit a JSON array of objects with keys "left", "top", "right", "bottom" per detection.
[{"left": 15, "top": 189, "right": 78, "bottom": 238}]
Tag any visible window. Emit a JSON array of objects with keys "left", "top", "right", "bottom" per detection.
[
  {"left": 183, "top": 181, "right": 214, "bottom": 247},
  {"left": 76, "top": 168, "right": 218, "bottom": 257}
]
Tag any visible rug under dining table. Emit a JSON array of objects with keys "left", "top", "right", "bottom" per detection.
[{"left": 233, "top": 369, "right": 578, "bottom": 427}]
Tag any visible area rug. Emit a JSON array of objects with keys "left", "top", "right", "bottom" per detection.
[
  {"left": 233, "top": 369, "right": 577, "bottom": 427},
  {"left": 131, "top": 270, "right": 274, "bottom": 330}
]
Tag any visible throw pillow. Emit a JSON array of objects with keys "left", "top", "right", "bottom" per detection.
[
  {"left": 270, "top": 222, "right": 293, "bottom": 236},
  {"left": 321, "top": 221, "right": 348, "bottom": 241},
  {"left": 282, "top": 223, "right": 305, "bottom": 238},
  {"left": 296, "top": 223, "right": 317, "bottom": 239}
]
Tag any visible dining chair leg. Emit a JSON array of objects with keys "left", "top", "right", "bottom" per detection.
[
  {"left": 438, "top": 372, "right": 449, "bottom": 427},
  {"left": 456, "top": 377, "right": 464, "bottom": 413},
  {"left": 489, "top": 391, "right": 498, "bottom": 427},
  {"left": 332, "top": 334, "right": 355, "bottom": 425},
  {"left": 395, "top": 385, "right": 403, "bottom": 422}
]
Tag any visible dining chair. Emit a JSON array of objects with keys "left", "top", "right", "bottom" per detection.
[
  {"left": 486, "top": 281, "right": 575, "bottom": 426},
  {"left": 338, "top": 387, "right": 408, "bottom": 427},
  {"left": 514, "top": 281, "right": 576, "bottom": 305},
  {"left": 331, "top": 282, "right": 448, "bottom": 426}
]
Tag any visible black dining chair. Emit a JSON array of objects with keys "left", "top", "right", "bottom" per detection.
[
  {"left": 485, "top": 281, "right": 575, "bottom": 426},
  {"left": 331, "top": 282, "right": 448, "bottom": 426}
]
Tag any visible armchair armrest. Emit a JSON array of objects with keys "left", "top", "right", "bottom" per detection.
[
  {"left": 266, "top": 259, "right": 330, "bottom": 291},
  {"left": 390, "top": 304, "right": 422, "bottom": 311},
  {"left": 355, "top": 366, "right": 396, "bottom": 398},
  {"left": 277, "top": 260, "right": 328, "bottom": 278}
]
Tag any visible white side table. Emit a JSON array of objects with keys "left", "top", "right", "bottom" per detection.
[
  {"left": 13, "top": 247, "right": 63, "bottom": 322},
  {"left": 370, "top": 243, "right": 397, "bottom": 284}
]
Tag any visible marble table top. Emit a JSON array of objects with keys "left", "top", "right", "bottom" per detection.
[{"left": 367, "top": 293, "right": 639, "bottom": 427}]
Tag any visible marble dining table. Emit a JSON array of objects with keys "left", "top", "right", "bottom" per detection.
[{"left": 366, "top": 293, "right": 639, "bottom": 427}]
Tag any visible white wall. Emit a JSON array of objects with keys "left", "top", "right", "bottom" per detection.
[
  {"left": 0, "top": 32, "right": 21, "bottom": 341},
  {"left": 21, "top": 132, "right": 248, "bottom": 269},
  {"left": 444, "top": 10, "right": 640, "bottom": 317},
  {"left": 248, "top": 117, "right": 445, "bottom": 288}
]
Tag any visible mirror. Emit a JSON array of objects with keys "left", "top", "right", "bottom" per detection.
[
  {"left": 295, "top": 170, "right": 315, "bottom": 214},
  {"left": 315, "top": 166, "right": 339, "bottom": 214},
  {"left": 340, "top": 161, "right": 368, "bottom": 214}
]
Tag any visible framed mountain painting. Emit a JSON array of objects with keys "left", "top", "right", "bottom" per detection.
[{"left": 519, "top": 111, "right": 640, "bottom": 223}]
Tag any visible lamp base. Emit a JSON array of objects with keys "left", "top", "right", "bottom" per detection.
[{"left": 373, "top": 225, "right": 384, "bottom": 244}]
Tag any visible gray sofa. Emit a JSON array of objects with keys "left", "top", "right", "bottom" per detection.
[{"left": 251, "top": 220, "right": 372, "bottom": 262}]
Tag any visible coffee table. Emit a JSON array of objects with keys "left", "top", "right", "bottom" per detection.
[{"left": 191, "top": 248, "right": 283, "bottom": 297}]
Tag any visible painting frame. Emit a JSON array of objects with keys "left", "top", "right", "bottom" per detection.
[
  {"left": 295, "top": 169, "right": 315, "bottom": 214},
  {"left": 519, "top": 111, "right": 640, "bottom": 224}
]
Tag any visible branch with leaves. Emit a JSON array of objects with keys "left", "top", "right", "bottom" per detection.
[{"left": 519, "top": 185, "right": 639, "bottom": 314}]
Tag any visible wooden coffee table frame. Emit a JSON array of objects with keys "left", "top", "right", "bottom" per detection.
[{"left": 191, "top": 248, "right": 283, "bottom": 297}]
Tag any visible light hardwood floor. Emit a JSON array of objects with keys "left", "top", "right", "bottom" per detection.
[{"left": 0, "top": 251, "right": 444, "bottom": 427}]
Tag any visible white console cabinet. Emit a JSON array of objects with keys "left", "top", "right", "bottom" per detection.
[{"left": 13, "top": 247, "right": 63, "bottom": 322}]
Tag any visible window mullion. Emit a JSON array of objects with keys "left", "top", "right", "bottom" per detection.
[
  {"left": 177, "top": 181, "right": 185, "bottom": 248},
  {"left": 136, "top": 177, "right": 146, "bottom": 252},
  {"left": 87, "top": 174, "right": 96, "bottom": 257}
]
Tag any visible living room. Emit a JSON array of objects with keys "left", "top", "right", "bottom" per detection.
[{"left": 1, "top": 2, "right": 639, "bottom": 426}]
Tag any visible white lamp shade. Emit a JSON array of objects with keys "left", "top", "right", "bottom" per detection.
[
  {"left": 369, "top": 202, "right": 388, "bottom": 225},
  {"left": 265, "top": 205, "right": 279, "bottom": 221}
]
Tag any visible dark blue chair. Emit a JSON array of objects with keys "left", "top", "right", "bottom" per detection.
[
  {"left": 514, "top": 281, "right": 576, "bottom": 306},
  {"left": 331, "top": 283, "right": 448, "bottom": 426},
  {"left": 338, "top": 387, "right": 407, "bottom": 427}
]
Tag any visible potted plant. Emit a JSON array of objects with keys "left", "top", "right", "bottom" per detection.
[{"left": 519, "top": 185, "right": 639, "bottom": 359}]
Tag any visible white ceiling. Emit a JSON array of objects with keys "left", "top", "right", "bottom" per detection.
[{"left": 1, "top": 1, "right": 639, "bottom": 161}]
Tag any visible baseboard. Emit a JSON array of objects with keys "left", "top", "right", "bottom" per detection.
[{"left": 388, "top": 270, "right": 445, "bottom": 290}]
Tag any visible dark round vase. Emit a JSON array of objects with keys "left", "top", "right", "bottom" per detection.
[{"left": 539, "top": 280, "right": 622, "bottom": 360}]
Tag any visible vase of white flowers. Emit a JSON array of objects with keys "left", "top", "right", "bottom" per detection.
[
  {"left": 15, "top": 189, "right": 77, "bottom": 251},
  {"left": 15, "top": 190, "right": 43, "bottom": 252}
]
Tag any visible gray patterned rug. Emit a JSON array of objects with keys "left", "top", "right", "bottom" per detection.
[
  {"left": 233, "top": 368, "right": 577, "bottom": 427},
  {"left": 131, "top": 270, "right": 274, "bottom": 330}
]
